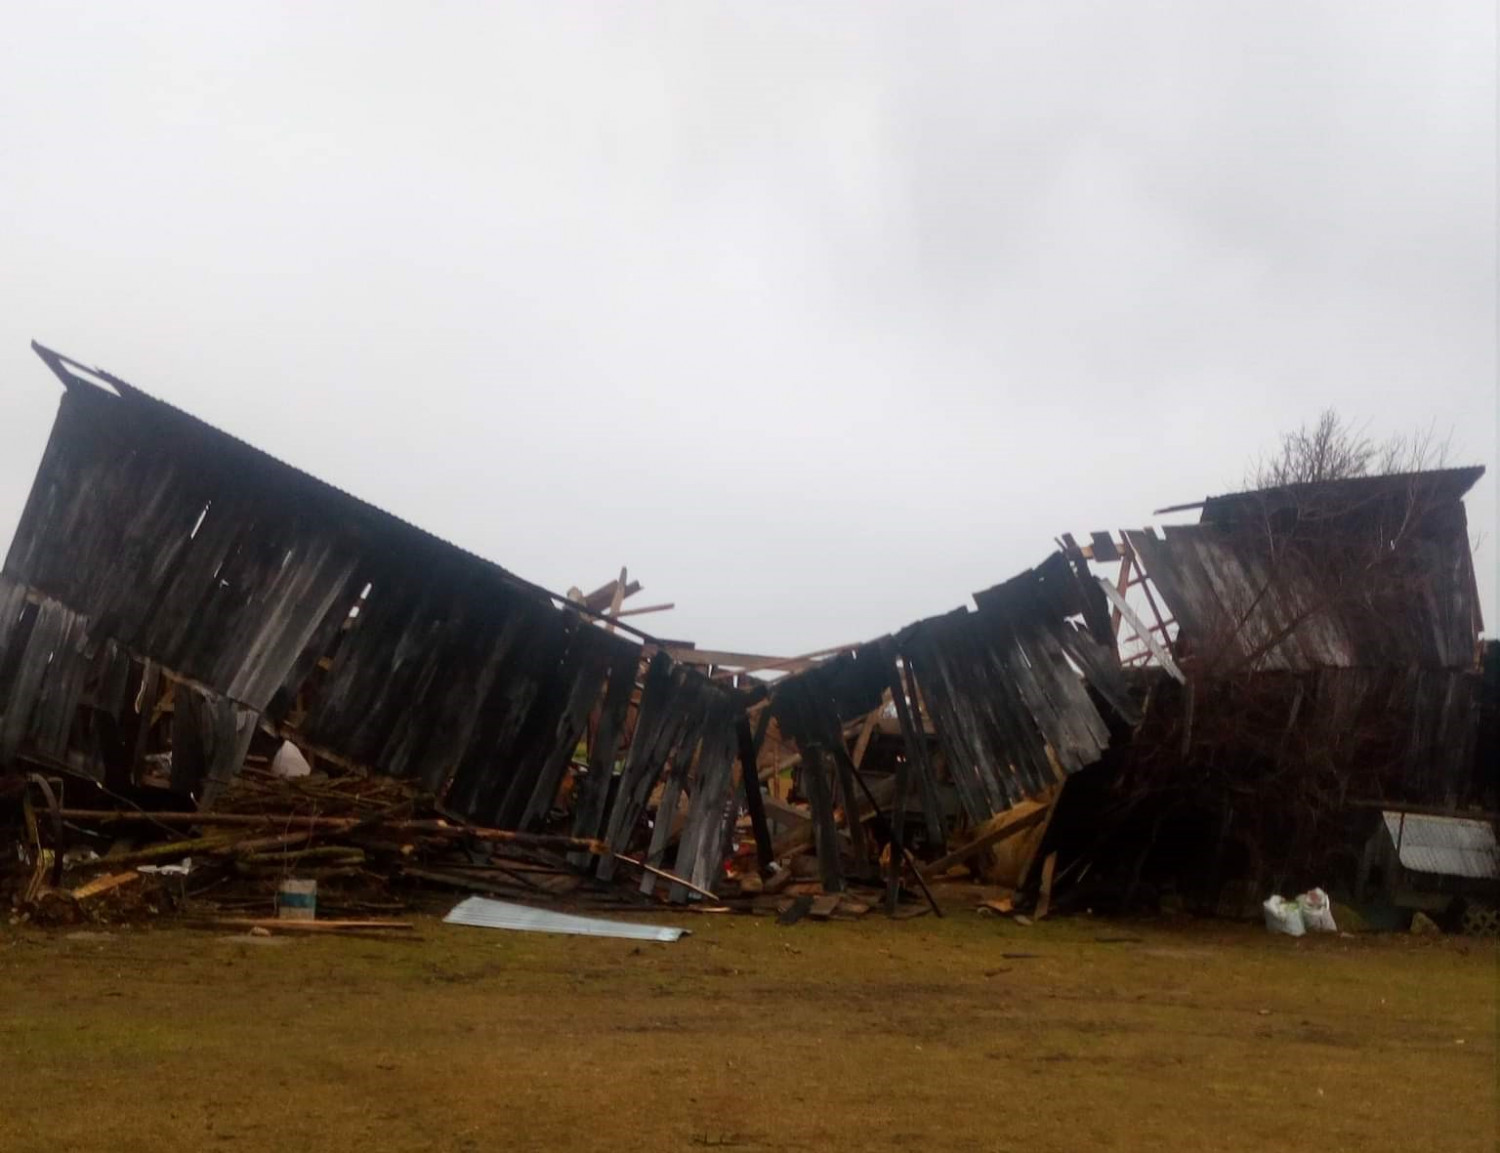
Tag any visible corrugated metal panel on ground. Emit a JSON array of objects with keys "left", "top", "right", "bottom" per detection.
[{"left": 443, "top": 896, "right": 689, "bottom": 941}]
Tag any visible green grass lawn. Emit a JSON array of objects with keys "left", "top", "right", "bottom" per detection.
[{"left": 1, "top": 904, "right": 1494, "bottom": 1152}]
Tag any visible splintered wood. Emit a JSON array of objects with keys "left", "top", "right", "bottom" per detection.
[{"left": 35, "top": 767, "right": 720, "bottom": 926}]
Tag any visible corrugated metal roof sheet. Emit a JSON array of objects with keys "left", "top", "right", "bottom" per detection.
[
  {"left": 1381, "top": 812, "right": 1499, "bottom": 879},
  {"left": 443, "top": 896, "right": 689, "bottom": 941}
]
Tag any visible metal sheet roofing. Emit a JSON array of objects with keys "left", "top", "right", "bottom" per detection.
[
  {"left": 443, "top": 896, "right": 690, "bottom": 941},
  {"left": 1381, "top": 812, "right": 1499, "bottom": 879}
]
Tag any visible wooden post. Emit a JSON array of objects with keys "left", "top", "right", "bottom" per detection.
[
  {"left": 603, "top": 566, "right": 627, "bottom": 633},
  {"left": 1035, "top": 851, "right": 1058, "bottom": 919},
  {"left": 801, "top": 744, "right": 844, "bottom": 893},
  {"left": 882, "top": 653, "right": 942, "bottom": 851},
  {"left": 901, "top": 660, "right": 947, "bottom": 848},
  {"left": 1111, "top": 543, "right": 1134, "bottom": 639},
  {"left": 737, "top": 713, "right": 774, "bottom": 876},
  {"left": 1136, "top": 570, "right": 1174, "bottom": 656},
  {"left": 849, "top": 706, "right": 879, "bottom": 770},
  {"left": 885, "top": 713, "right": 910, "bottom": 917},
  {"left": 829, "top": 741, "right": 872, "bottom": 877}
]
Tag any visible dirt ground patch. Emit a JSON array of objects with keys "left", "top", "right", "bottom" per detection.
[{"left": 1, "top": 909, "right": 1494, "bottom": 1152}]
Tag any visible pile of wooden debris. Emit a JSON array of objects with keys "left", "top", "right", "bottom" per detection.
[{"left": 5, "top": 765, "right": 723, "bottom": 932}]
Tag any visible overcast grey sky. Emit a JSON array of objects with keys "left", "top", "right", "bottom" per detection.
[{"left": 1, "top": 2, "right": 1494, "bottom": 654}]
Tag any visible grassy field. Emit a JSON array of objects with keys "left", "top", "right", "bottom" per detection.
[{"left": 1, "top": 901, "right": 1494, "bottom": 1153}]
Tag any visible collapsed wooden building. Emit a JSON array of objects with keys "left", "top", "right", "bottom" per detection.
[
  {"left": 1047, "top": 466, "right": 1496, "bottom": 914},
  {"left": 1, "top": 344, "right": 1493, "bottom": 925}
]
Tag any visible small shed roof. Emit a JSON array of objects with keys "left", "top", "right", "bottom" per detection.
[
  {"left": 1381, "top": 812, "right": 1499, "bottom": 880},
  {"left": 1154, "top": 467, "right": 1486, "bottom": 520}
]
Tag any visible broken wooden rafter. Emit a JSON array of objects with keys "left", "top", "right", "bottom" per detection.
[
  {"left": 69, "top": 871, "right": 142, "bottom": 901},
  {"left": 610, "top": 602, "right": 675, "bottom": 619},
  {"left": 579, "top": 577, "right": 643, "bottom": 614},
  {"left": 660, "top": 642, "right": 859, "bottom": 678},
  {"left": 918, "top": 798, "right": 1051, "bottom": 879},
  {"left": 1014, "top": 782, "right": 1065, "bottom": 892},
  {"left": 603, "top": 567, "right": 628, "bottom": 634},
  {"left": 1035, "top": 851, "right": 1059, "bottom": 920},
  {"left": 209, "top": 918, "right": 413, "bottom": 933},
  {"left": 1096, "top": 577, "right": 1186, "bottom": 683}
]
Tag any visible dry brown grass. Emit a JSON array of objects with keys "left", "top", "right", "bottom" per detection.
[{"left": 1, "top": 903, "right": 1494, "bottom": 1152}]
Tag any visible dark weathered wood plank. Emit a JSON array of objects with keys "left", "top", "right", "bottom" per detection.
[
  {"left": 567, "top": 643, "right": 642, "bottom": 866},
  {"left": 800, "top": 744, "right": 844, "bottom": 893},
  {"left": 737, "top": 712, "right": 775, "bottom": 875}
]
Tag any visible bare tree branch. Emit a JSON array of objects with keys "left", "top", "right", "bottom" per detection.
[{"left": 1247, "top": 409, "right": 1451, "bottom": 490}]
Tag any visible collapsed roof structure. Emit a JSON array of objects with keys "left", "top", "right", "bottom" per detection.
[
  {"left": 1051, "top": 465, "right": 1493, "bottom": 908},
  {"left": 1, "top": 344, "right": 1493, "bottom": 921}
]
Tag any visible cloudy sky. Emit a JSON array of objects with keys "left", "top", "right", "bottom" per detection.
[{"left": 1, "top": 2, "right": 1494, "bottom": 654}]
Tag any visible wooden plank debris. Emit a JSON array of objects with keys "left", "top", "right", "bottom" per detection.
[
  {"left": 776, "top": 894, "right": 814, "bottom": 925},
  {"left": 806, "top": 894, "right": 841, "bottom": 920},
  {"left": 800, "top": 746, "right": 845, "bottom": 894},
  {"left": 1089, "top": 531, "right": 1121, "bottom": 563},
  {"left": 211, "top": 918, "right": 414, "bottom": 932},
  {"left": 1097, "top": 577, "right": 1186, "bottom": 683},
  {"left": 737, "top": 713, "right": 774, "bottom": 874},
  {"left": 1035, "top": 851, "right": 1059, "bottom": 920},
  {"left": 69, "top": 872, "right": 142, "bottom": 901},
  {"left": 919, "top": 800, "right": 1051, "bottom": 879}
]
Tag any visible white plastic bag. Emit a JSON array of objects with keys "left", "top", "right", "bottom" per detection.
[
  {"left": 1296, "top": 887, "right": 1338, "bottom": 933},
  {"left": 1263, "top": 894, "right": 1305, "bottom": 937},
  {"left": 271, "top": 740, "right": 313, "bottom": 779}
]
